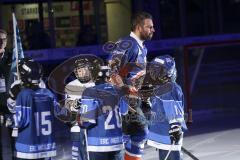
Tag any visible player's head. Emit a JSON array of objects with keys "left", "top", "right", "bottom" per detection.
[
  {"left": 131, "top": 12, "right": 155, "bottom": 40},
  {"left": 74, "top": 58, "right": 93, "bottom": 83},
  {"left": 19, "top": 58, "right": 43, "bottom": 86},
  {"left": 150, "top": 55, "right": 177, "bottom": 83},
  {"left": 74, "top": 57, "right": 102, "bottom": 83}
]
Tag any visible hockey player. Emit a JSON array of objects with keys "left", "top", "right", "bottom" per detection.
[
  {"left": 108, "top": 11, "right": 154, "bottom": 93},
  {"left": 8, "top": 58, "right": 69, "bottom": 160},
  {"left": 79, "top": 65, "right": 124, "bottom": 160},
  {"left": 147, "top": 55, "right": 187, "bottom": 160},
  {"left": 107, "top": 11, "right": 154, "bottom": 160},
  {"left": 64, "top": 57, "right": 98, "bottom": 160}
]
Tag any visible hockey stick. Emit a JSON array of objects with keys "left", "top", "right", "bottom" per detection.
[
  {"left": 181, "top": 147, "right": 199, "bottom": 160},
  {"left": 84, "top": 129, "right": 90, "bottom": 160},
  {"left": 163, "top": 141, "right": 175, "bottom": 160}
]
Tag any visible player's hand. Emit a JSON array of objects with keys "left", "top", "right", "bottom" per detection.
[
  {"left": 138, "top": 85, "right": 154, "bottom": 100},
  {"left": 7, "top": 97, "right": 16, "bottom": 113},
  {"left": 65, "top": 99, "right": 81, "bottom": 112},
  {"left": 110, "top": 73, "right": 124, "bottom": 87},
  {"left": 73, "top": 99, "right": 81, "bottom": 110},
  {"left": 9, "top": 80, "right": 22, "bottom": 100},
  {"left": 169, "top": 123, "right": 182, "bottom": 144},
  {"left": 5, "top": 117, "right": 13, "bottom": 128},
  {"left": 141, "top": 98, "right": 151, "bottom": 111},
  {"left": 141, "top": 98, "right": 152, "bottom": 120}
]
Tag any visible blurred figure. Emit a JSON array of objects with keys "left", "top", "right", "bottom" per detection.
[
  {"left": 0, "top": 29, "right": 10, "bottom": 114},
  {"left": 0, "top": 29, "right": 14, "bottom": 160},
  {"left": 76, "top": 25, "right": 97, "bottom": 46}
]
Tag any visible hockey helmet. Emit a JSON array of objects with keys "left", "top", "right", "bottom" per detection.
[
  {"left": 74, "top": 57, "right": 101, "bottom": 83},
  {"left": 18, "top": 58, "right": 43, "bottom": 85},
  {"left": 150, "top": 55, "right": 177, "bottom": 83}
]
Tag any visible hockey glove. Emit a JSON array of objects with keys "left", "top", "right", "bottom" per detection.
[
  {"left": 7, "top": 97, "right": 16, "bottom": 113},
  {"left": 5, "top": 117, "right": 13, "bottom": 128},
  {"left": 8, "top": 80, "right": 22, "bottom": 100},
  {"left": 65, "top": 99, "right": 81, "bottom": 113},
  {"left": 169, "top": 123, "right": 182, "bottom": 144},
  {"left": 141, "top": 98, "right": 152, "bottom": 120},
  {"left": 122, "top": 98, "right": 148, "bottom": 135}
]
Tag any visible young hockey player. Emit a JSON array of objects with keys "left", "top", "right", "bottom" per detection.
[
  {"left": 64, "top": 56, "right": 99, "bottom": 160},
  {"left": 79, "top": 64, "right": 124, "bottom": 160},
  {"left": 9, "top": 58, "right": 69, "bottom": 160},
  {"left": 147, "top": 55, "right": 187, "bottom": 160}
]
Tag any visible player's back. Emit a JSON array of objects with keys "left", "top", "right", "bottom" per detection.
[
  {"left": 15, "top": 88, "right": 56, "bottom": 159},
  {"left": 81, "top": 83, "right": 123, "bottom": 152},
  {"left": 148, "top": 82, "right": 186, "bottom": 150},
  {"left": 150, "top": 83, "right": 184, "bottom": 120}
]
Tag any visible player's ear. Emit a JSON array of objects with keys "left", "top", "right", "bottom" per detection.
[{"left": 136, "top": 24, "right": 142, "bottom": 32}]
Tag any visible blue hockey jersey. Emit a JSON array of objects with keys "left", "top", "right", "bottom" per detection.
[
  {"left": 13, "top": 88, "right": 59, "bottom": 159},
  {"left": 108, "top": 35, "right": 147, "bottom": 88},
  {"left": 80, "top": 83, "right": 124, "bottom": 152},
  {"left": 147, "top": 82, "right": 187, "bottom": 151}
]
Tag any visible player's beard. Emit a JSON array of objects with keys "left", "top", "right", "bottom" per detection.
[{"left": 140, "top": 32, "right": 153, "bottom": 41}]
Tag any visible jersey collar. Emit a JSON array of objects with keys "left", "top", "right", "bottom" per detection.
[{"left": 130, "top": 32, "right": 144, "bottom": 49}]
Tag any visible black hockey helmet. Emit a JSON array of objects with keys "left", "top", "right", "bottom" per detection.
[
  {"left": 18, "top": 58, "right": 43, "bottom": 85},
  {"left": 74, "top": 56, "right": 102, "bottom": 83},
  {"left": 150, "top": 54, "right": 177, "bottom": 83}
]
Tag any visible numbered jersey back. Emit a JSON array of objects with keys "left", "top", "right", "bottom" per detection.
[
  {"left": 15, "top": 88, "right": 56, "bottom": 159},
  {"left": 147, "top": 82, "right": 186, "bottom": 150},
  {"left": 150, "top": 82, "right": 185, "bottom": 125},
  {"left": 81, "top": 83, "right": 123, "bottom": 152}
]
